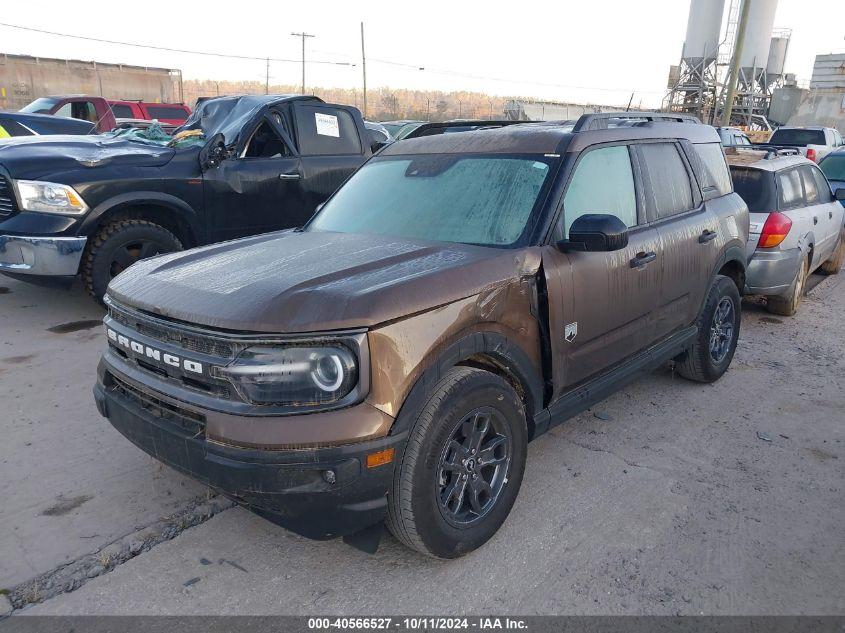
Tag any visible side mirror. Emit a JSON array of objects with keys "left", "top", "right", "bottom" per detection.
[
  {"left": 557, "top": 214, "right": 629, "bottom": 252},
  {"left": 834, "top": 188, "right": 845, "bottom": 202}
]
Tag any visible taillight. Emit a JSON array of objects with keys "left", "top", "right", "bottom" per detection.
[
  {"left": 806, "top": 148, "right": 817, "bottom": 162},
  {"left": 757, "top": 212, "right": 792, "bottom": 248}
]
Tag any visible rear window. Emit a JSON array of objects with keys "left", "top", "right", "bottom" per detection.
[
  {"left": 770, "top": 129, "right": 826, "bottom": 146},
  {"left": 110, "top": 104, "right": 134, "bottom": 118},
  {"left": 145, "top": 106, "right": 188, "bottom": 121},
  {"left": 730, "top": 167, "right": 776, "bottom": 212},
  {"left": 294, "top": 106, "right": 361, "bottom": 156},
  {"left": 821, "top": 155, "right": 845, "bottom": 181},
  {"left": 693, "top": 142, "right": 733, "bottom": 196}
]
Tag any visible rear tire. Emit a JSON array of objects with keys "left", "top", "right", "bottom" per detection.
[
  {"left": 676, "top": 275, "right": 741, "bottom": 383},
  {"left": 82, "top": 219, "right": 182, "bottom": 303},
  {"left": 818, "top": 228, "right": 845, "bottom": 275},
  {"left": 386, "top": 367, "right": 527, "bottom": 558},
  {"left": 766, "top": 256, "right": 808, "bottom": 316}
]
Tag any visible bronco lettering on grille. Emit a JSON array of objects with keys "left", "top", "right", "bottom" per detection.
[{"left": 107, "top": 327, "right": 203, "bottom": 374}]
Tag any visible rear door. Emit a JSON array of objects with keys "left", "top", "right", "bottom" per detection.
[
  {"left": 291, "top": 103, "right": 368, "bottom": 214},
  {"left": 636, "top": 141, "right": 719, "bottom": 338},
  {"left": 802, "top": 164, "right": 844, "bottom": 261},
  {"left": 203, "top": 109, "right": 307, "bottom": 242},
  {"left": 776, "top": 166, "right": 814, "bottom": 259},
  {"left": 544, "top": 142, "right": 663, "bottom": 393}
]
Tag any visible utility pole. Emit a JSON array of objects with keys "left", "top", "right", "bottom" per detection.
[
  {"left": 265, "top": 57, "right": 270, "bottom": 94},
  {"left": 291, "top": 32, "right": 315, "bottom": 94},
  {"left": 360, "top": 22, "right": 367, "bottom": 118},
  {"left": 722, "top": 0, "right": 752, "bottom": 126}
]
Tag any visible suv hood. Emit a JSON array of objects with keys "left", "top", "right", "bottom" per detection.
[
  {"left": 108, "top": 230, "right": 541, "bottom": 333},
  {"left": 0, "top": 135, "right": 176, "bottom": 179}
]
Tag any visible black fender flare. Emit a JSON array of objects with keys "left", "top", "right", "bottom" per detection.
[
  {"left": 387, "top": 330, "right": 544, "bottom": 439},
  {"left": 78, "top": 191, "right": 201, "bottom": 242},
  {"left": 710, "top": 243, "right": 747, "bottom": 284}
]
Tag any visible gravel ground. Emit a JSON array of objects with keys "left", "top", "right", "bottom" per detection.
[{"left": 2, "top": 273, "right": 843, "bottom": 616}]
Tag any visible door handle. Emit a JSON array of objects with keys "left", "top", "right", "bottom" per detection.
[
  {"left": 830, "top": 211, "right": 834, "bottom": 219},
  {"left": 630, "top": 251, "right": 657, "bottom": 268},
  {"left": 813, "top": 216, "right": 818, "bottom": 225},
  {"left": 279, "top": 172, "right": 301, "bottom": 180},
  {"left": 698, "top": 229, "right": 718, "bottom": 244}
]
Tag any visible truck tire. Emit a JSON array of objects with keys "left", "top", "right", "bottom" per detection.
[
  {"left": 676, "top": 274, "right": 741, "bottom": 383},
  {"left": 386, "top": 367, "right": 527, "bottom": 558},
  {"left": 818, "top": 228, "right": 845, "bottom": 275},
  {"left": 766, "top": 256, "right": 808, "bottom": 316},
  {"left": 82, "top": 219, "right": 182, "bottom": 302}
]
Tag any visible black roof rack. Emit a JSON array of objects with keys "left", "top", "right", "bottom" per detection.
[
  {"left": 573, "top": 111, "right": 701, "bottom": 132},
  {"left": 764, "top": 147, "right": 801, "bottom": 159}
]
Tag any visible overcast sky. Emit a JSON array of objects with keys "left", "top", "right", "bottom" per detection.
[{"left": 1, "top": 1, "right": 843, "bottom": 107}]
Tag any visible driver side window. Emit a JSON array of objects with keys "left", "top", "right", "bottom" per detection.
[
  {"left": 244, "top": 121, "right": 291, "bottom": 159},
  {"left": 560, "top": 145, "right": 637, "bottom": 238}
]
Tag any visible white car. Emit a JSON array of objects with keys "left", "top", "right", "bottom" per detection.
[{"left": 728, "top": 152, "right": 845, "bottom": 315}]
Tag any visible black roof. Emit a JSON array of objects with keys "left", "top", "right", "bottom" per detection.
[{"left": 382, "top": 112, "right": 720, "bottom": 156}]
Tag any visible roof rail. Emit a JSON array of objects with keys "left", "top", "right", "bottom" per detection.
[
  {"left": 572, "top": 111, "right": 702, "bottom": 132},
  {"left": 764, "top": 148, "right": 801, "bottom": 159}
]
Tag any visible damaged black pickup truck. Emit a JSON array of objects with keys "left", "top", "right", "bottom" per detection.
[{"left": 0, "top": 95, "right": 372, "bottom": 300}]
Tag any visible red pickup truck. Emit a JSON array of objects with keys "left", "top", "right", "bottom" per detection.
[
  {"left": 19, "top": 96, "right": 191, "bottom": 132},
  {"left": 107, "top": 100, "right": 191, "bottom": 125}
]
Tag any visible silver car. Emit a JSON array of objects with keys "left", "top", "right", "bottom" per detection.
[{"left": 729, "top": 152, "right": 845, "bottom": 315}]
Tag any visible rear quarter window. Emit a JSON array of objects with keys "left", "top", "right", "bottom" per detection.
[
  {"left": 692, "top": 142, "right": 733, "bottom": 196},
  {"left": 777, "top": 168, "right": 804, "bottom": 209},
  {"left": 294, "top": 106, "right": 362, "bottom": 156}
]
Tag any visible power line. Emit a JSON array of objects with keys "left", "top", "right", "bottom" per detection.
[{"left": 0, "top": 22, "right": 354, "bottom": 66}]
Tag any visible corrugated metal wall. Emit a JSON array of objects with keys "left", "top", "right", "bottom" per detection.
[{"left": 0, "top": 54, "right": 183, "bottom": 110}]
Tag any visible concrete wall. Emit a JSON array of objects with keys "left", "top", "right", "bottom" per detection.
[
  {"left": 0, "top": 54, "right": 183, "bottom": 110},
  {"left": 786, "top": 90, "right": 845, "bottom": 133},
  {"left": 769, "top": 86, "right": 807, "bottom": 126}
]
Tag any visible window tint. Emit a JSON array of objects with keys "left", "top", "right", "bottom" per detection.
[
  {"left": 244, "top": 121, "right": 290, "bottom": 158},
  {"left": 54, "top": 103, "right": 72, "bottom": 118},
  {"left": 778, "top": 169, "right": 804, "bottom": 208},
  {"left": 0, "top": 118, "right": 32, "bottom": 137},
  {"left": 821, "top": 155, "right": 845, "bottom": 181},
  {"left": 640, "top": 143, "right": 694, "bottom": 219},
  {"left": 811, "top": 165, "right": 834, "bottom": 203},
  {"left": 146, "top": 106, "right": 188, "bottom": 121},
  {"left": 800, "top": 166, "right": 819, "bottom": 204},
  {"left": 110, "top": 104, "right": 134, "bottom": 118},
  {"left": 730, "top": 167, "right": 776, "bottom": 212},
  {"left": 562, "top": 145, "right": 636, "bottom": 237},
  {"left": 770, "top": 129, "right": 826, "bottom": 146},
  {"left": 693, "top": 142, "right": 732, "bottom": 195},
  {"left": 294, "top": 106, "right": 361, "bottom": 156}
]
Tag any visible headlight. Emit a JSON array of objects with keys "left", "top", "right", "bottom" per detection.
[
  {"left": 15, "top": 180, "right": 88, "bottom": 215},
  {"left": 214, "top": 345, "right": 358, "bottom": 406}
]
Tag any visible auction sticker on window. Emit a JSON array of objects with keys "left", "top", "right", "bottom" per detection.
[{"left": 315, "top": 112, "right": 340, "bottom": 137}]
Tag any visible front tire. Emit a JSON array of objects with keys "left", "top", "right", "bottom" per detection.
[
  {"left": 676, "top": 274, "right": 741, "bottom": 383},
  {"left": 82, "top": 219, "right": 182, "bottom": 302},
  {"left": 818, "top": 228, "right": 845, "bottom": 275},
  {"left": 386, "top": 367, "right": 528, "bottom": 558}
]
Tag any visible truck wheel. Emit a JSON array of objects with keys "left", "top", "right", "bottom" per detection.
[
  {"left": 386, "top": 367, "right": 527, "bottom": 558},
  {"left": 83, "top": 219, "right": 182, "bottom": 302},
  {"left": 766, "top": 256, "right": 808, "bottom": 316},
  {"left": 818, "top": 229, "right": 845, "bottom": 275},
  {"left": 675, "top": 274, "right": 741, "bottom": 383}
]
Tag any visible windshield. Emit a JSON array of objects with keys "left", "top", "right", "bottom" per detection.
[
  {"left": 20, "top": 97, "right": 60, "bottom": 114},
  {"left": 381, "top": 123, "right": 406, "bottom": 136},
  {"left": 820, "top": 155, "right": 845, "bottom": 181},
  {"left": 395, "top": 122, "right": 425, "bottom": 140},
  {"left": 770, "top": 129, "right": 826, "bottom": 146},
  {"left": 308, "top": 154, "right": 554, "bottom": 247}
]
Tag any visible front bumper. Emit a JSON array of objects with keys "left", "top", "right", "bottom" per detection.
[
  {"left": 745, "top": 246, "right": 802, "bottom": 296},
  {"left": 0, "top": 234, "right": 86, "bottom": 277},
  {"left": 94, "top": 365, "right": 407, "bottom": 541}
]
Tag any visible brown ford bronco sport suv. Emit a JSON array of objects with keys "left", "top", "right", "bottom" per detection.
[{"left": 94, "top": 112, "right": 749, "bottom": 558}]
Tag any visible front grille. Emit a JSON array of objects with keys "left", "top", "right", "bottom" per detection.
[
  {"left": 109, "top": 304, "right": 235, "bottom": 358},
  {"left": 108, "top": 371, "right": 206, "bottom": 437},
  {"left": 0, "top": 178, "right": 18, "bottom": 220}
]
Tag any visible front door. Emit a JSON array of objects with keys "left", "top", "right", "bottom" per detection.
[
  {"left": 543, "top": 143, "right": 664, "bottom": 396},
  {"left": 203, "top": 113, "right": 308, "bottom": 242},
  {"left": 801, "top": 164, "right": 841, "bottom": 263}
]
